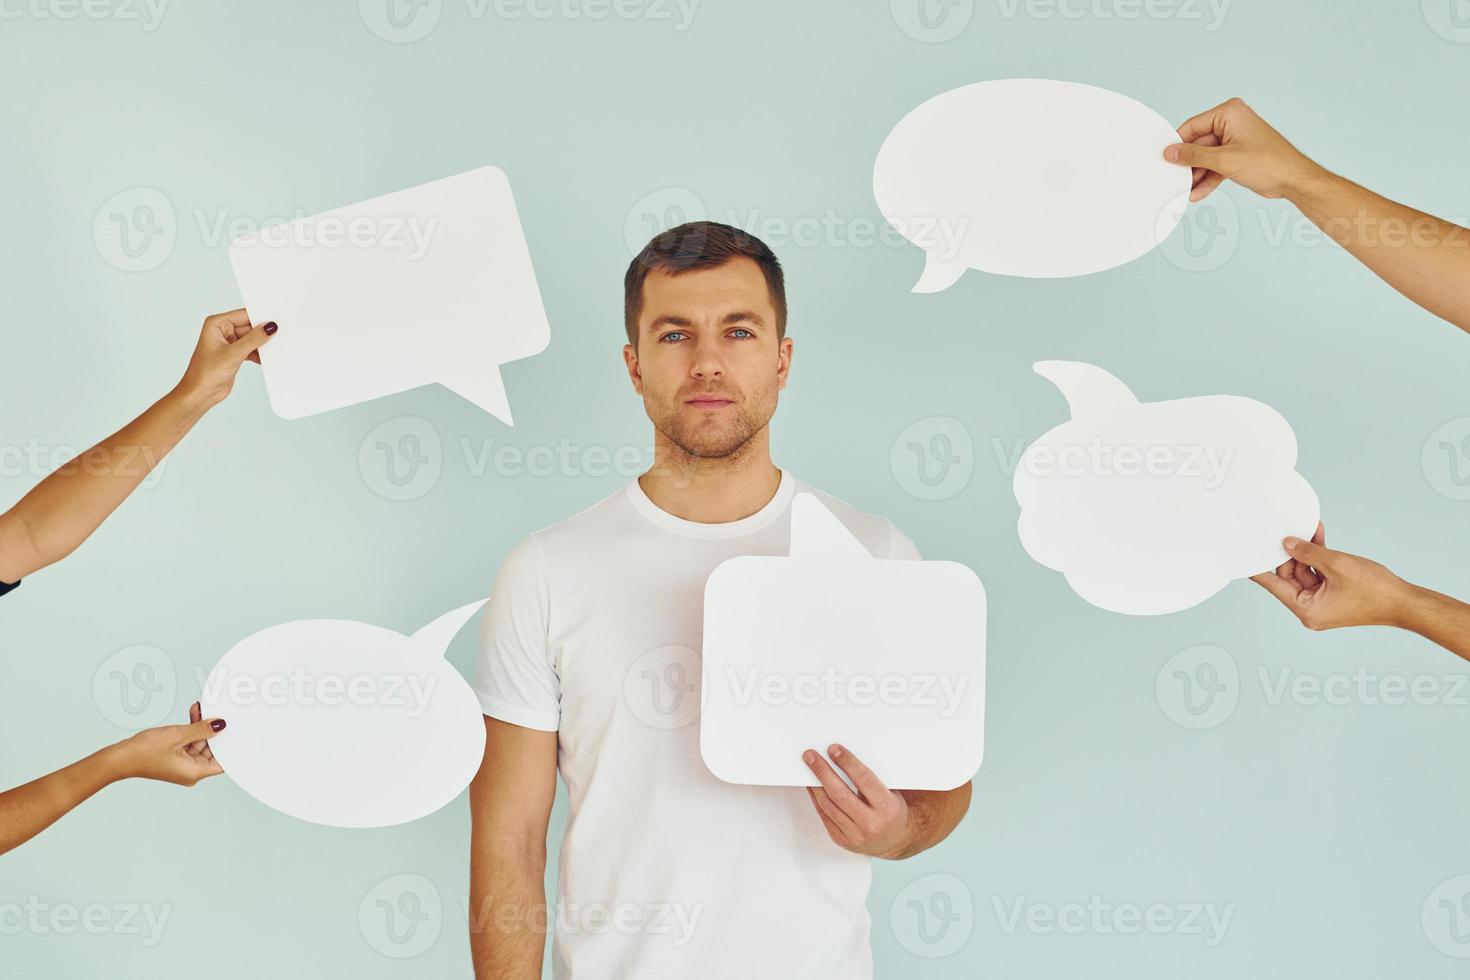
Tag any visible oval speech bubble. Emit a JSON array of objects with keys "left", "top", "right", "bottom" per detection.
[
  {"left": 874, "top": 79, "right": 1191, "bottom": 291},
  {"left": 199, "top": 601, "right": 487, "bottom": 828},
  {"left": 1013, "top": 361, "right": 1320, "bottom": 616}
]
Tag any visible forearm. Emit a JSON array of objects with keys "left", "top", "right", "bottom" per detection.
[
  {"left": 0, "top": 744, "right": 125, "bottom": 857},
  {"left": 891, "top": 781, "right": 972, "bottom": 860},
  {"left": 1286, "top": 168, "right": 1470, "bottom": 333},
  {"left": 0, "top": 385, "right": 210, "bottom": 581},
  {"left": 1393, "top": 583, "right": 1470, "bottom": 663},
  {"left": 469, "top": 842, "right": 549, "bottom": 979}
]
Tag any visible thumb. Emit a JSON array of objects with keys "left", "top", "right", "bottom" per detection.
[
  {"left": 1283, "top": 534, "right": 1340, "bottom": 573},
  {"left": 176, "top": 717, "right": 226, "bottom": 745},
  {"left": 230, "top": 321, "right": 278, "bottom": 363},
  {"left": 1164, "top": 142, "right": 1225, "bottom": 169}
]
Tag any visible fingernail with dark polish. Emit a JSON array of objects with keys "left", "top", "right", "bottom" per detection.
[
  {"left": 211, "top": 719, "right": 226, "bottom": 732},
  {"left": 263, "top": 322, "right": 278, "bottom": 335}
]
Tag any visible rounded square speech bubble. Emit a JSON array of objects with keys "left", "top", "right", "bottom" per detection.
[{"left": 701, "top": 494, "right": 986, "bottom": 791}]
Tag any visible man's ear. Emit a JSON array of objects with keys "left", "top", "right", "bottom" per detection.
[
  {"left": 623, "top": 342, "right": 644, "bottom": 395},
  {"left": 776, "top": 336, "right": 793, "bottom": 391}
]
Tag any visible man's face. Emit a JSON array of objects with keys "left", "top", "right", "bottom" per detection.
[{"left": 624, "top": 257, "right": 792, "bottom": 459}]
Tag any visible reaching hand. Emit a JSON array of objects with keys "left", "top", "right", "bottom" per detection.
[
  {"left": 175, "top": 309, "right": 277, "bottom": 410},
  {"left": 802, "top": 744, "right": 913, "bottom": 859},
  {"left": 1251, "top": 523, "right": 1413, "bottom": 630},
  {"left": 111, "top": 702, "right": 226, "bottom": 787},
  {"left": 1163, "top": 98, "right": 1324, "bottom": 203}
]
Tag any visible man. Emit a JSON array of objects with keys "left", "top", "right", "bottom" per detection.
[
  {"left": 1165, "top": 99, "right": 1470, "bottom": 659},
  {"left": 468, "top": 222, "right": 972, "bottom": 978},
  {"left": 0, "top": 310, "right": 276, "bottom": 597}
]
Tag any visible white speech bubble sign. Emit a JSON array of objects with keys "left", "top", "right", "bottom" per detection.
[
  {"left": 1014, "top": 361, "right": 1321, "bottom": 616},
  {"left": 228, "top": 166, "right": 549, "bottom": 424},
  {"left": 874, "top": 78, "right": 1191, "bottom": 291},
  {"left": 199, "top": 600, "right": 487, "bottom": 828},
  {"left": 700, "top": 494, "right": 986, "bottom": 791}
]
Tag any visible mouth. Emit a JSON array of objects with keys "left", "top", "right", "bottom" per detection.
[{"left": 684, "top": 395, "right": 735, "bottom": 410}]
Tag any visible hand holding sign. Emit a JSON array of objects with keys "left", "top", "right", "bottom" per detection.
[{"left": 701, "top": 494, "right": 985, "bottom": 791}]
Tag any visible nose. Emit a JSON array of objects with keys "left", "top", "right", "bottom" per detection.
[{"left": 689, "top": 334, "right": 726, "bottom": 380}]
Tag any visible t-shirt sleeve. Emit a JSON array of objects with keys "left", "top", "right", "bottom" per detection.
[
  {"left": 474, "top": 536, "right": 560, "bottom": 732},
  {"left": 0, "top": 577, "right": 18, "bottom": 598},
  {"left": 886, "top": 520, "right": 923, "bottom": 561}
]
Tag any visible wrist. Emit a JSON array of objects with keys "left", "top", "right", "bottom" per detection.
[
  {"left": 1384, "top": 580, "right": 1435, "bottom": 632},
  {"left": 165, "top": 379, "right": 216, "bottom": 420},
  {"left": 92, "top": 740, "right": 141, "bottom": 784}
]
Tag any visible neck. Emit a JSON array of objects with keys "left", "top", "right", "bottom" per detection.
[{"left": 639, "top": 427, "right": 781, "bottom": 523}]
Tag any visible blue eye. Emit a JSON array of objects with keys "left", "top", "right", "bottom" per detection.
[
  {"left": 730, "top": 329, "right": 753, "bottom": 339},
  {"left": 660, "top": 331, "right": 687, "bottom": 343}
]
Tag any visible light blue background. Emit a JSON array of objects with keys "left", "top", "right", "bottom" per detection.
[{"left": 3, "top": 0, "right": 1469, "bottom": 976}]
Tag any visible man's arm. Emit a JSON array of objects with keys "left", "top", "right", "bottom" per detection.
[
  {"left": 1252, "top": 524, "right": 1470, "bottom": 663},
  {"left": 803, "top": 744, "right": 971, "bottom": 860},
  {"left": 0, "top": 310, "right": 275, "bottom": 585},
  {"left": 469, "top": 716, "right": 558, "bottom": 979},
  {"left": 1164, "top": 98, "right": 1470, "bottom": 335}
]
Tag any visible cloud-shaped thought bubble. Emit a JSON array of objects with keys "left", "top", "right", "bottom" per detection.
[
  {"left": 701, "top": 493, "right": 986, "bottom": 791},
  {"left": 199, "top": 600, "right": 487, "bottom": 828},
  {"left": 229, "top": 166, "right": 549, "bottom": 424},
  {"left": 1014, "top": 362, "right": 1320, "bottom": 616},
  {"left": 874, "top": 79, "right": 1190, "bottom": 291}
]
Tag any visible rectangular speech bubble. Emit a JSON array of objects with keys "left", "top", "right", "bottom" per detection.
[
  {"left": 700, "top": 493, "right": 986, "bottom": 791},
  {"left": 228, "top": 165, "right": 549, "bottom": 424}
]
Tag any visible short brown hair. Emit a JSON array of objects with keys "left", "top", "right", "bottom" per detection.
[{"left": 623, "top": 220, "right": 787, "bottom": 345}]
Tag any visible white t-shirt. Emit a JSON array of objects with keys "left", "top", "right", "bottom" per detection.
[{"left": 475, "top": 469, "right": 921, "bottom": 980}]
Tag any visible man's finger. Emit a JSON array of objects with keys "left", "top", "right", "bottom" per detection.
[
  {"left": 1190, "top": 171, "right": 1227, "bottom": 202},
  {"left": 807, "top": 787, "right": 861, "bottom": 843},
  {"left": 804, "top": 750, "right": 864, "bottom": 818},
  {"left": 1164, "top": 142, "right": 1225, "bottom": 170},
  {"left": 827, "top": 745, "right": 888, "bottom": 804},
  {"left": 1175, "top": 102, "right": 1231, "bottom": 144},
  {"left": 1251, "top": 570, "right": 1302, "bottom": 609},
  {"left": 1283, "top": 534, "right": 1339, "bottom": 573}
]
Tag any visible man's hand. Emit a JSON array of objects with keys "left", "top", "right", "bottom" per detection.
[
  {"left": 1163, "top": 98, "right": 1324, "bottom": 203},
  {"left": 803, "top": 745, "right": 914, "bottom": 858},
  {"left": 1251, "top": 523, "right": 1413, "bottom": 630},
  {"left": 175, "top": 309, "right": 277, "bottom": 411}
]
